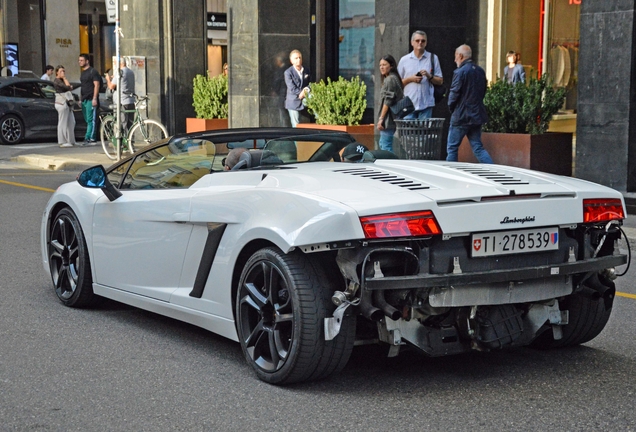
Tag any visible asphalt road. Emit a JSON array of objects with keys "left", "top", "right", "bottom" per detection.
[{"left": 1, "top": 164, "right": 636, "bottom": 431}]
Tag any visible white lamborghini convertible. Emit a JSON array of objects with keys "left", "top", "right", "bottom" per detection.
[{"left": 41, "top": 128, "right": 630, "bottom": 384}]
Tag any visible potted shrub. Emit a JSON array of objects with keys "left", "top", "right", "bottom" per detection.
[
  {"left": 301, "top": 76, "right": 374, "bottom": 147},
  {"left": 458, "top": 74, "right": 571, "bottom": 175},
  {"left": 186, "top": 73, "right": 228, "bottom": 133}
]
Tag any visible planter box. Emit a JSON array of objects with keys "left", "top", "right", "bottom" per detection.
[
  {"left": 297, "top": 123, "right": 375, "bottom": 148},
  {"left": 459, "top": 132, "right": 573, "bottom": 176},
  {"left": 186, "top": 118, "right": 228, "bottom": 133}
]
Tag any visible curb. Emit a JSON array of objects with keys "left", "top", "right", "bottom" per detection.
[{"left": 13, "top": 154, "right": 111, "bottom": 171}]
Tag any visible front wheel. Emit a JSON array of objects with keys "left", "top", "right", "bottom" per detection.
[
  {"left": 48, "top": 208, "right": 98, "bottom": 307},
  {"left": 236, "top": 247, "right": 354, "bottom": 385},
  {"left": 127, "top": 119, "right": 168, "bottom": 153}
]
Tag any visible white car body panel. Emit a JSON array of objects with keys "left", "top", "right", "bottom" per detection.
[
  {"left": 92, "top": 284, "right": 239, "bottom": 341},
  {"left": 91, "top": 190, "right": 197, "bottom": 301}
]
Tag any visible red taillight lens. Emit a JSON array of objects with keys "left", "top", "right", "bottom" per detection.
[
  {"left": 360, "top": 210, "right": 442, "bottom": 239},
  {"left": 583, "top": 198, "right": 625, "bottom": 223}
]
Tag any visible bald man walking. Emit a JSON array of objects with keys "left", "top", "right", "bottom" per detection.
[{"left": 445, "top": 44, "right": 493, "bottom": 164}]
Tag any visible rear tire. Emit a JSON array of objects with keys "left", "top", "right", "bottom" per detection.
[
  {"left": 0, "top": 114, "right": 24, "bottom": 145},
  {"left": 236, "top": 247, "right": 354, "bottom": 384},
  {"left": 530, "top": 276, "right": 614, "bottom": 349}
]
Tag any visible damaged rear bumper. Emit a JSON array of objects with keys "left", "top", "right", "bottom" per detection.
[{"left": 363, "top": 254, "right": 628, "bottom": 291}]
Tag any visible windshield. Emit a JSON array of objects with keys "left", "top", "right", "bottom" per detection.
[{"left": 119, "top": 137, "right": 217, "bottom": 189}]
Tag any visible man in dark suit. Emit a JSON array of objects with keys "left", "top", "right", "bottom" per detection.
[
  {"left": 445, "top": 44, "right": 493, "bottom": 164},
  {"left": 284, "top": 50, "right": 311, "bottom": 127}
]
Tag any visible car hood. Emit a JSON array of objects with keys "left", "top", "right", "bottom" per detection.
[{"left": 195, "top": 160, "right": 624, "bottom": 234}]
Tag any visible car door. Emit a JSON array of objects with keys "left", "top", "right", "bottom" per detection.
[
  {"left": 12, "top": 81, "right": 58, "bottom": 135},
  {"left": 91, "top": 138, "right": 217, "bottom": 301}
]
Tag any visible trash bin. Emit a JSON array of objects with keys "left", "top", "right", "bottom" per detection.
[{"left": 395, "top": 118, "right": 445, "bottom": 160}]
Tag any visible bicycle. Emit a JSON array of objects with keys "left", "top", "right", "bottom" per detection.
[{"left": 100, "top": 94, "right": 168, "bottom": 160}]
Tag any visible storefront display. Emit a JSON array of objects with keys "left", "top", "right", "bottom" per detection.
[{"left": 501, "top": 0, "right": 580, "bottom": 117}]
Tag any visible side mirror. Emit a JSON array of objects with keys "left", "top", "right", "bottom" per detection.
[{"left": 77, "top": 165, "right": 122, "bottom": 201}]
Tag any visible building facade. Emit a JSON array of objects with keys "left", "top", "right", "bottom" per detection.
[{"left": 0, "top": 0, "right": 634, "bottom": 190}]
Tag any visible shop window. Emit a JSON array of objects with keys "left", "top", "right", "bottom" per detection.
[
  {"left": 501, "top": 0, "right": 579, "bottom": 113},
  {"left": 338, "top": 0, "right": 375, "bottom": 110},
  {"left": 546, "top": 0, "right": 580, "bottom": 112},
  {"left": 501, "top": 0, "right": 541, "bottom": 80}
]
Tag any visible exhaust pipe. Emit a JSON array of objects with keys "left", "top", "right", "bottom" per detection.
[
  {"left": 359, "top": 288, "right": 383, "bottom": 321},
  {"left": 373, "top": 290, "right": 401, "bottom": 321},
  {"left": 578, "top": 272, "right": 615, "bottom": 310}
]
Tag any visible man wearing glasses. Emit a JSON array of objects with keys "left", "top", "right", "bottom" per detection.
[{"left": 397, "top": 30, "right": 443, "bottom": 119}]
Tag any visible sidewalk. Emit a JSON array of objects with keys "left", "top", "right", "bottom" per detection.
[{"left": 12, "top": 143, "right": 113, "bottom": 171}]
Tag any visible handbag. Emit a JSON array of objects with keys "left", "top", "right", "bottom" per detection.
[
  {"left": 429, "top": 52, "right": 446, "bottom": 104},
  {"left": 390, "top": 96, "right": 415, "bottom": 119},
  {"left": 433, "top": 83, "right": 445, "bottom": 104},
  {"left": 63, "top": 91, "right": 76, "bottom": 108}
]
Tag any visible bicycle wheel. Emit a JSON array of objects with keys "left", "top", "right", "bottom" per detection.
[
  {"left": 127, "top": 119, "right": 168, "bottom": 153},
  {"left": 100, "top": 116, "right": 118, "bottom": 160}
]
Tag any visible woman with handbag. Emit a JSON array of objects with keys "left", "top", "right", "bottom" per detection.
[
  {"left": 53, "top": 65, "right": 77, "bottom": 148},
  {"left": 377, "top": 55, "right": 403, "bottom": 152}
]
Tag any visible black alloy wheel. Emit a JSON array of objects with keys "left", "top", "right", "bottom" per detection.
[
  {"left": 0, "top": 114, "right": 24, "bottom": 144},
  {"left": 236, "top": 247, "right": 355, "bottom": 385},
  {"left": 48, "top": 208, "right": 97, "bottom": 307},
  {"left": 238, "top": 250, "right": 296, "bottom": 375}
]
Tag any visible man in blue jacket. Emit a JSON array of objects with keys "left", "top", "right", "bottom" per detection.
[
  {"left": 284, "top": 50, "right": 311, "bottom": 127},
  {"left": 446, "top": 45, "right": 493, "bottom": 163}
]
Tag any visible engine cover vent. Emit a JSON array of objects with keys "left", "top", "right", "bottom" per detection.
[
  {"left": 334, "top": 167, "right": 431, "bottom": 190},
  {"left": 447, "top": 164, "right": 531, "bottom": 185}
]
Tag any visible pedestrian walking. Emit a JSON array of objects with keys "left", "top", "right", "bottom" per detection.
[
  {"left": 445, "top": 44, "right": 493, "bottom": 164},
  {"left": 397, "top": 30, "right": 443, "bottom": 120},
  {"left": 377, "top": 55, "right": 403, "bottom": 152},
  {"left": 52, "top": 65, "right": 76, "bottom": 148},
  {"left": 284, "top": 50, "right": 311, "bottom": 127},
  {"left": 78, "top": 53, "right": 101, "bottom": 145}
]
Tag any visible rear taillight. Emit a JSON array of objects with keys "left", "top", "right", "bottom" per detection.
[
  {"left": 583, "top": 198, "right": 625, "bottom": 223},
  {"left": 360, "top": 210, "right": 442, "bottom": 239}
]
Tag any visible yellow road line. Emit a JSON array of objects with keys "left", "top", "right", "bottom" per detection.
[
  {"left": 617, "top": 291, "right": 636, "bottom": 300},
  {"left": 0, "top": 179, "right": 56, "bottom": 193}
]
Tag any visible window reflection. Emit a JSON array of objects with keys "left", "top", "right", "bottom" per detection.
[{"left": 120, "top": 138, "right": 217, "bottom": 190}]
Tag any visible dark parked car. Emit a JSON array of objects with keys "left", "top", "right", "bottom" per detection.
[{"left": 0, "top": 77, "right": 86, "bottom": 145}]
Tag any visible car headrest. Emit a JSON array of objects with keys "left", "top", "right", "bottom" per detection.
[
  {"left": 231, "top": 150, "right": 283, "bottom": 170},
  {"left": 361, "top": 149, "right": 399, "bottom": 162}
]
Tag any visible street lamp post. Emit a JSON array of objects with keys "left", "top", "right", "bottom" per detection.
[{"left": 115, "top": 0, "right": 122, "bottom": 161}]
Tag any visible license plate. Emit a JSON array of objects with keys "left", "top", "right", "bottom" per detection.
[{"left": 471, "top": 227, "right": 559, "bottom": 257}]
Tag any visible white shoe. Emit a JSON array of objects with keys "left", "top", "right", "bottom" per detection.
[{"left": 59, "top": 143, "right": 73, "bottom": 148}]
